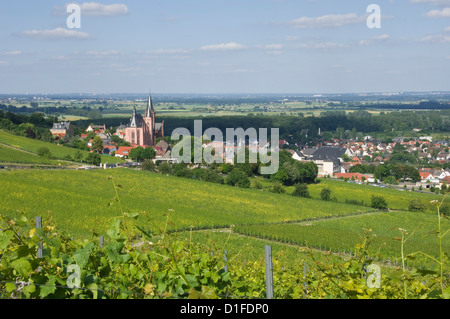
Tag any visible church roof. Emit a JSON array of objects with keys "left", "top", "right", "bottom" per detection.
[
  {"left": 129, "top": 106, "right": 144, "bottom": 128},
  {"left": 52, "top": 122, "right": 71, "bottom": 130},
  {"left": 311, "top": 147, "right": 347, "bottom": 162}
]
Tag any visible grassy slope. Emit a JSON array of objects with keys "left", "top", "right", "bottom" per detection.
[
  {"left": 234, "top": 211, "right": 450, "bottom": 267},
  {"left": 307, "top": 179, "right": 447, "bottom": 212},
  {"left": 252, "top": 176, "right": 447, "bottom": 212},
  {"left": 0, "top": 129, "right": 123, "bottom": 164},
  {"left": 0, "top": 169, "right": 370, "bottom": 238},
  {"left": 0, "top": 144, "right": 60, "bottom": 165}
]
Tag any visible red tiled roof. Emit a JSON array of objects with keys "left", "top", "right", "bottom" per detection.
[
  {"left": 116, "top": 146, "right": 136, "bottom": 156},
  {"left": 420, "top": 172, "right": 432, "bottom": 180}
]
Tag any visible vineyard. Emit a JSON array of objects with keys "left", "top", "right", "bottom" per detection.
[
  {"left": 0, "top": 129, "right": 123, "bottom": 165},
  {"left": 0, "top": 168, "right": 449, "bottom": 299},
  {"left": 0, "top": 144, "right": 60, "bottom": 165},
  {"left": 234, "top": 211, "right": 450, "bottom": 270},
  {"left": 0, "top": 169, "right": 372, "bottom": 238}
]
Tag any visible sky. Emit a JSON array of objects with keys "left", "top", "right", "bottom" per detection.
[{"left": 0, "top": 0, "right": 450, "bottom": 94}]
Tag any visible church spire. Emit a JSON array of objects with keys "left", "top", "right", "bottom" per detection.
[
  {"left": 130, "top": 105, "right": 138, "bottom": 127},
  {"left": 146, "top": 90, "right": 154, "bottom": 118}
]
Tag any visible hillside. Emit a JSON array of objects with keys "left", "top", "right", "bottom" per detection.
[
  {"left": 0, "top": 144, "right": 61, "bottom": 165},
  {"left": 0, "top": 129, "right": 123, "bottom": 165},
  {"left": 0, "top": 168, "right": 372, "bottom": 238}
]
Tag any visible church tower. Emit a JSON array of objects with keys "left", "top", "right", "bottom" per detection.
[
  {"left": 124, "top": 91, "right": 164, "bottom": 148},
  {"left": 143, "top": 92, "right": 155, "bottom": 146}
]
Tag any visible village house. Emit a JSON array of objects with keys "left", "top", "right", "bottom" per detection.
[
  {"left": 309, "top": 147, "right": 352, "bottom": 177},
  {"left": 102, "top": 145, "right": 117, "bottom": 156},
  {"left": 50, "top": 122, "right": 74, "bottom": 138},
  {"left": 86, "top": 124, "right": 106, "bottom": 133},
  {"left": 115, "top": 146, "right": 136, "bottom": 159},
  {"left": 418, "top": 171, "right": 440, "bottom": 189}
]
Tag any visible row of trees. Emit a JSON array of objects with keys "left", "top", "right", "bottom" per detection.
[
  {"left": 0, "top": 110, "right": 57, "bottom": 142},
  {"left": 139, "top": 149, "right": 319, "bottom": 191}
]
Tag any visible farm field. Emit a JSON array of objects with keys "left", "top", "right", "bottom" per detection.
[
  {"left": 234, "top": 210, "right": 450, "bottom": 269},
  {"left": 0, "top": 130, "right": 124, "bottom": 165},
  {"left": 251, "top": 177, "right": 448, "bottom": 213},
  {"left": 0, "top": 168, "right": 372, "bottom": 238},
  {"left": 307, "top": 179, "right": 448, "bottom": 212},
  {"left": 0, "top": 167, "right": 448, "bottom": 299}
]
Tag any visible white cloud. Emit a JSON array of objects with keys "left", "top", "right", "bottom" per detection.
[
  {"left": 54, "top": 2, "right": 128, "bottom": 16},
  {"left": 373, "top": 34, "right": 391, "bottom": 41},
  {"left": 294, "top": 41, "right": 348, "bottom": 50},
  {"left": 359, "top": 34, "right": 391, "bottom": 46},
  {"left": 264, "top": 44, "right": 283, "bottom": 50},
  {"left": 85, "top": 50, "right": 121, "bottom": 57},
  {"left": 419, "top": 34, "right": 450, "bottom": 42},
  {"left": 0, "top": 50, "right": 22, "bottom": 56},
  {"left": 143, "top": 49, "right": 191, "bottom": 55},
  {"left": 411, "top": 0, "right": 450, "bottom": 5},
  {"left": 200, "top": 42, "right": 247, "bottom": 51},
  {"left": 284, "top": 35, "right": 300, "bottom": 42},
  {"left": 287, "top": 13, "right": 365, "bottom": 29},
  {"left": 445, "top": 26, "right": 450, "bottom": 31},
  {"left": 17, "top": 28, "right": 93, "bottom": 40},
  {"left": 426, "top": 7, "right": 450, "bottom": 17}
]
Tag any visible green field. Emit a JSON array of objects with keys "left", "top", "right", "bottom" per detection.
[
  {"left": 0, "top": 144, "right": 61, "bottom": 165},
  {"left": 1, "top": 167, "right": 448, "bottom": 298},
  {"left": 0, "top": 169, "right": 372, "bottom": 238},
  {"left": 0, "top": 130, "right": 124, "bottom": 165},
  {"left": 234, "top": 211, "right": 450, "bottom": 269},
  {"left": 251, "top": 176, "right": 447, "bottom": 213},
  {"left": 281, "top": 178, "right": 446, "bottom": 212}
]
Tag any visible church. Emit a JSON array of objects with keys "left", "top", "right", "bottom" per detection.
[{"left": 124, "top": 93, "right": 164, "bottom": 147}]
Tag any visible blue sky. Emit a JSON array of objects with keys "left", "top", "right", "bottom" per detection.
[{"left": 0, "top": 0, "right": 450, "bottom": 94}]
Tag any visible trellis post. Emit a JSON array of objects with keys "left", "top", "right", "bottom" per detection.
[{"left": 264, "top": 245, "right": 274, "bottom": 299}]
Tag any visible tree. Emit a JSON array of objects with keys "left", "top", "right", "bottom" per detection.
[
  {"left": 15, "top": 123, "right": 37, "bottom": 139},
  {"left": 202, "top": 170, "right": 224, "bottom": 184},
  {"left": 172, "top": 163, "right": 192, "bottom": 178},
  {"left": 88, "top": 110, "right": 102, "bottom": 120},
  {"left": 320, "top": 188, "right": 332, "bottom": 201},
  {"left": 371, "top": 195, "right": 388, "bottom": 210},
  {"left": 292, "top": 183, "right": 310, "bottom": 198},
  {"left": 71, "top": 138, "right": 89, "bottom": 151},
  {"left": 92, "top": 136, "right": 104, "bottom": 154},
  {"left": 85, "top": 152, "right": 101, "bottom": 166},
  {"left": 408, "top": 200, "right": 426, "bottom": 212},
  {"left": 270, "top": 182, "right": 286, "bottom": 194},
  {"left": 142, "top": 159, "right": 156, "bottom": 172},
  {"left": 158, "top": 162, "right": 173, "bottom": 175},
  {"left": 129, "top": 147, "right": 156, "bottom": 162},
  {"left": 226, "top": 168, "right": 250, "bottom": 188},
  {"left": 384, "top": 176, "right": 398, "bottom": 186},
  {"left": 142, "top": 147, "right": 156, "bottom": 161},
  {"left": 37, "top": 146, "right": 52, "bottom": 158},
  {"left": 272, "top": 161, "right": 318, "bottom": 186},
  {"left": 74, "top": 150, "right": 83, "bottom": 162}
]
